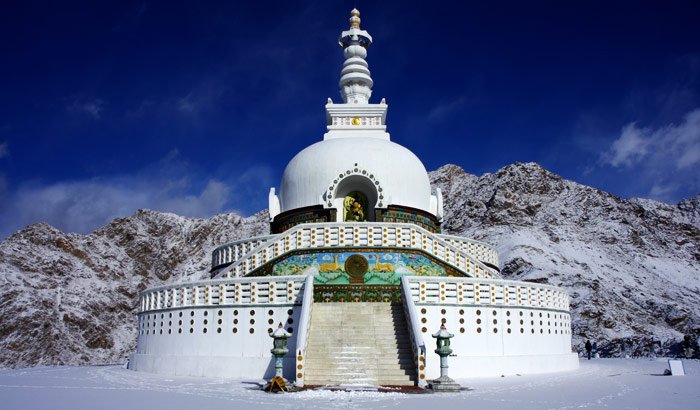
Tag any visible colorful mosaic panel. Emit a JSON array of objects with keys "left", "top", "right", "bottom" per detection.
[
  {"left": 313, "top": 284, "right": 401, "bottom": 303},
  {"left": 271, "top": 206, "right": 333, "bottom": 234},
  {"left": 271, "top": 250, "right": 448, "bottom": 285},
  {"left": 377, "top": 206, "right": 440, "bottom": 233}
]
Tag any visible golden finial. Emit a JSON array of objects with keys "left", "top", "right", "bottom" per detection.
[{"left": 349, "top": 8, "right": 361, "bottom": 29}]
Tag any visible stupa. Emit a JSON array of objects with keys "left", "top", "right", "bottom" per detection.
[{"left": 129, "top": 9, "right": 579, "bottom": 387}]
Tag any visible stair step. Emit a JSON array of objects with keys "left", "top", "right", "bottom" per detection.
[
  {"left": 304, "top": 367, "right": 416, "bottom": 373},
  {"left": 309, "top": 333, "right": 409, "bottom": 336},
  {"left": 306, "top": 342, "right": 411, "bottom": 345},
  {"left": 304, "top": 371, "right": 414, "bottom": 376},
  {"left": 305, "top": 379, "right": 416, "bottom": 386},
  {"left": 306, "top": 365, "right": 415, "bottom": 371},
  {"left": 306, "top": 341, "right": 412, "bottom": 345},
  {"left": 306, "top": 362, "right": 413, "bottom": 368},
  {"left": 304, "top": 351, "right": 414, "bottom": 358},
  {"left": 306, "top": 350, "right": 413, "bottom": 354},
  {"left": 304, "top": 378, "right": 416, "bottom": 383},
  {"left": 306, "top": 346, "right": 412, "bottom": 351},
  {"left": 303, "top": 303, "right": 417, "bottom": 386},
  {"left": 309, "top": 326, "right": 408, "bottom": 331},
  {"left": 306, "top": 361, "right": 415, "bottom": 367},
  {"left": 306, "top": 347, "right": 412, "bottom": 351},
  {"left": 307, "top": 334, "right": 410, "bottom": 338},
  {"left": 304, "top": 376, "right": 417, "bottom": 381},
  {"left": 304, "top": 375, "right": 412, "bottom": 379},
  {"left": 307, "top": 338, "right": 412, "bottom": 342},
  {"left": 309, "top": 331, "right": 409, "bottom": 334},
  {"left": 305, "top": 358, "right": 416, "bottom": 365},
  {"left": 306, "top": 342, "right": 412, "bottom": 346},
  {"left": 304, "top": 344, "right": 413, "bottom": 350}
]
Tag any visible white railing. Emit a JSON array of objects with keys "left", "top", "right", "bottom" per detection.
[
  {"left": 138, "top": 275, "right": 305, "bottom": 313},
  {"left": 216, "top": 222, "right": 500, "bottom": 280},
  {"left": 210, "top": 232, "right": 499, "bottom": 272},
  {"left": 405, "top": 276, "right": 570, "bottom": 312},
  {"left": 436, "top": 233, "right": 499, "bottom": 268},
  {"left": 401, "top": 276, "right": 427, "bottom": 387},
  {"left": 211, "top": 235, "right": 275, "bottom": 269},
  {"left": 294, "top": 274, "right": 315, "bottom": 387}
]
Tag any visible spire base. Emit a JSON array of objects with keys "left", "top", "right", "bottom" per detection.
[{"left": 324, "top": 102, "right": 389, "bottom": 141}]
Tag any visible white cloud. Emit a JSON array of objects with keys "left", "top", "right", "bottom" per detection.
[
  {"left": 648, "top": 182, "right": 677, "bottom": 199},
  {"left": 602, "top": 122, "right": 651, "bottom": 167},
  {"left": 175, "top": 79, "right": 228, "bottom": 117},
  {"left": 0, "top": 141, "right": 7, "bottom": 159},
  {"left": 602, "top": 108, "right": 700, "bottom": 169},
  {"left": 68, "top": 99, "right": 105, "bottom": 119},
  {"left": 2, "top": 176, "right": 230, "bottom": 236},
  {"left": 427, "top": 97, "right": 466, "bottom": 122},
  {"left": 601, "top": 108, "right": 700, "bottom": 201},
  {"left": 125, "top": 99, "right": 155, "bottom": 118},
  {"left": 0, "top": 153, "right": 271, "bottom": 237},
  {"left": 177, "top": 94, "right": 197, "bottom": 114},
  {"left": 156, "top": 179, "right": 230, "bottom": 217}
]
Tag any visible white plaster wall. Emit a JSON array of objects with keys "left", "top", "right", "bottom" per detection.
[
  {"left": 130, "top": 305, "right": 300, "bottom": 380},
  {"left": 132, "top": 288, "right": 577, "bottom": 381},
  {"left": 419, "top": 305, "right": 577, "bottom": 379},
  {"left": 128, "top": 355, "right": 298, "bottom": 380}
]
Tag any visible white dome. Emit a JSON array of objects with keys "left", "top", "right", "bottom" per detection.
[{"left": 279, "top": 137, "right": 433, "bottom": 215}]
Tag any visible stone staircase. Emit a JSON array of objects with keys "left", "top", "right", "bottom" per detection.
[{"left": 303, "top": 302, "right": 417, "bottom": 386}]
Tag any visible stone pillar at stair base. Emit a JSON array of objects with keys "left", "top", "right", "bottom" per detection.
[{"left": 428, "top": 325, "right": 461, "bottom": 392}]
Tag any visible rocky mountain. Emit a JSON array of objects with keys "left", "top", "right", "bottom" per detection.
[
  {"left": 0, "top": 210, "right": 269, "bottom": 368},
  {"left": 0, "top": 162, "right": 699, "bottom": 368},
  {"left": 431, "top": 163, "right": 700, "bottom": 357}
]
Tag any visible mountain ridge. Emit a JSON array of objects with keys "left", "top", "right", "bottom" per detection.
[{"left": 0, "top": 162, "right": 698, "bottom": 368}]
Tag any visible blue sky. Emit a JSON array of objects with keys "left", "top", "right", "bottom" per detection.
[{"left": 0, "top": 1, "right": 699, "bottom": 238}]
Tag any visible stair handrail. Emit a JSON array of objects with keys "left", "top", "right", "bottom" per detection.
[
  {"left": 210, "top": 234, "right": 275, "bottom": 272},
  {"left": 294, "top": 274, "right": 314, "bottom": 387},
  {"left": 401, "top": 275, "right": 427, "bottom": 388},
  {"left": 435, "top": 232, "right": 500, "bottom": 268}
]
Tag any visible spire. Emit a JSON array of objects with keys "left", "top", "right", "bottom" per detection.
[
  {"left": 324, "top": 9, "right": 388, "bottom": 141},
  {"left": 338, "top": 8, "right": 374, "bottom": 104},
  {"left": 349, "top": 7, "right": 361, "bottom": 28}
]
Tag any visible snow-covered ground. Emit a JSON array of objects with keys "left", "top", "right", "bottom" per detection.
[{"left": 0, "top": 359, "right": 698, "bottom": 409}]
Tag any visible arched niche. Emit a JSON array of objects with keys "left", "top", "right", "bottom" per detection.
[{"left": 333, "top": 174, "right": 379, "bottom": 222}]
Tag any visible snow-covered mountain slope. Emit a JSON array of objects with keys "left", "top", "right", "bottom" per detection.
[
  {"left": 0, "top": 162, "right": 698, "bottom": 368},
  {"left": 431, "top": 163, "right": 700, "bottom": 357},
  {"left": 0, "top": 210, "right": 269, "bottom": 368}
]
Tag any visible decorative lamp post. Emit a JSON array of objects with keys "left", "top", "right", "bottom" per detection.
[
  {"left": 264, "top": 323, "right": 291, "bottom": 393},
  {"left": 429, "top": 325, "right": 461, "bottom": 392}
]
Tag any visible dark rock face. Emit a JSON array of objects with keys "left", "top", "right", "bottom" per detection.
[
  {"left": 431, "top": 162, "right": 700, "bottom": 358},
  {"left": 0, "top": 162, "right": 698, "bottom": 368}
]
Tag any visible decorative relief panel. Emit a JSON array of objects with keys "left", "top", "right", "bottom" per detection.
[
  {"left": 271, "top": 250, "right": 454, "bottom": 285},
  {"left": 331, "top": 116, "right": 381, "bottom": 126},
  {"left": 271, "top": 206, "right": 334, "bottom": 234},
  {"left": 313, "top": 284, "right": 401, "bottom": 303},
  {"left": 325, "top": 166, "right": 384, "bottom": 208},
  {"left": 376, "top": 206, "right": 440, "bottom": 233}
]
